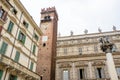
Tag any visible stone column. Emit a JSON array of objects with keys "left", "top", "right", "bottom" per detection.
[
  {"left": 72, "top": 62, "right": 75, "bottom": 80},
  {"left": 55, "top": 63, "right": 61, "bottom": 80},
  {"left": 106, "top": 53, "right": 118, "bottom": 80},
  {"left": 88, "top": 62, "right": 93, "bottom": 79},
  {"left": 99, "top": 37, "right": 118, "bottom": 80}
]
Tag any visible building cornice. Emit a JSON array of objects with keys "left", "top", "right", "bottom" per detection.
[
  {"left": 57, "top": 30, "right": 120, "bottom": 41},
  {"left": 56, "top": 52, "right": 120, "bottom": 60}
]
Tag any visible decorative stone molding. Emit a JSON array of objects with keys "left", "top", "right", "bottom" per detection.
[
  {"left": 59, "top": 63, "right": 72, "bottom": 68},
  {"left": 75, "top": 61, "right": 88, "bottom": 67},
  {"left": 114, "top": 59, "right": 120, "bottom": 65},
  {"left": 92, "top": 60, "right": 105, "bottom": 66},
  {"left": 75, "top": 64, "right": 87, "bottom": 67},
  {"left": 56, "top": 53, "right": 105, "bottom": 59}
]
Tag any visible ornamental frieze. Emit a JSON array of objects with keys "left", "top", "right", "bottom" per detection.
[
  {"left": 114, "top": 59, "right": 120, "bottom": 65},
  {"left": 59, "top": 63, "right": 72, "bottom": 68},
  {"left": 75, "top": 61, "right": 88, "bottom": 67},
  {"left": 92, "top": 60, "right": 105, "bottom": 66}
]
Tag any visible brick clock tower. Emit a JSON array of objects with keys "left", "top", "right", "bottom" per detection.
[{"left": 36, "top": 7, "right": 58, "bottom": 80}]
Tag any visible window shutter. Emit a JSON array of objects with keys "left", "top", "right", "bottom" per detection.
[
  {"left": 25, "top": 23, "right": 29, "bottom": 28},
  {"left": 7, "top": 21, "right": 14, "bottom": 33},
  {"left": 0, "top": 26, "right": 2, "bottom": 34},
  {"left": 30, "top": 62, "right": 34, "bottom": 70},
  {"left": 0, "top": 6, "right": 2, "bottom": 11},
  {"left": 14, "top": 51, "right": 20, "bottom": 62},
  {"left": 2, "top": 42, "right": 8, "bottom": 54},
  {"left": 0, "top": 43, "right": 3, "bottom": 53},
  {"left": 33, "top": 45, "right": 36, "bottom": 54},
  {"left": 23, "top": 35, "right": 26, "bottom": 44},
  {"left": 34, "top": 33, "right": 39, "bottom": 41},
  {"left": 9, "top": 75, "right": 17, "bottom": 80},
  {"left": 0, "top": 6, "right": 2, "bottom": 18},
  {"left": 0, "top": 42, "right": 8, "bottom": 54},
  {"left": 3, "top": 12, "right": 7, "bottom": 21},
  {"left": 0, "top": 70, "right": 3, "bottom": 80},
  {"left": 18, "top": 31, "right": 21, "bottom": 40},
  {"left": 18, "top": 31, "right": 26, "bottom": 44},
  {"left": 14, "top": 76, "right": 17, "bottom": 80}
]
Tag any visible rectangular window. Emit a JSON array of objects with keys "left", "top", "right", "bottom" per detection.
[
  {"left": 34, "top": 33, "right": 39, "bottom": 41},
  {"left": 94, "top": 45, "right": 98, "bottom": 52},
  {"left": 30, "top": 62, "right": 34, "bottom": 70},
  {"left": 0, "top": 7, "right": 7, "bottom": 21},
  {"left": 7, "top": 21, "right": 14, "bottom": 33},
  {"left": 64, "top": 48, "right": 67, "bottom": 54},
  {"left": 63, "top": 70, "right": 69, "bottom": 80},
  {"left": 96, "top": 68, "right": 104, "bottom": 78},
  {"left": 112, "top": 45, "right": 117, "bottom": 52},
  {"left": 32, "top": 44, "right": 36, "bottom": 54},
  {"left": 0, "top": 42, "right": 8, "bottom": 54},
  {"left": 78, "top": 48, "right": 82, "bottom": 55},
  {"left": 0, "top": 26, "right": 3, "bottom": 35},
  {"left": 23, "top": 20, "right": 29, "bottom": 28},
  {"left": 116, "top": 67, "right": 120, "bottom": 78},
  {"left": 18, "top": 31, "right": 26, "bottom": 44},
  {"left": 79, "top": 69, "right": 85, "bottom": 79},
  {"left": 9, "top": 74, "right": 17, "bottom": 80},
  {"left": 14, "top": 51, "right": 20, "bottom": 62},
  {"left": 0, "top": 70, "right": 3, "bottom": 80},
  {"left": 12, "top": 8, "right": 17, "bottom": 15},
  {"left": 0, "top": 9, "right": 4, "bottom": 18}
]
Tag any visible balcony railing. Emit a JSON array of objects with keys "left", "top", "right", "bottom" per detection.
[{"left": 0, "top": 54, "right": 40, "bottom": 80}]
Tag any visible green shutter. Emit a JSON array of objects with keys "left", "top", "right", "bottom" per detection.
[
  {"left": 34, "top": 33, "right": 39, "bottom": 41},
  {"left": 18, "top": 31, "right": 21, "bottom": 40},
  {"left": 23, "top": 35, "right": 26, "bottom": 44},
  {"left": 7, "top": 21, "right": 14, "bottom": 33},
  {"left": 18, "top": 31, "right": 26, "bottom": 44},
  {"left": 0, "top": 70, "right": 3, "bottom": 80},
  {"left": 14, "top": 76, "right": 17, "bottom": 80},
  {"left": 33, "top": 45, "right": 36, "bottom": 54},
  {"left": 9, "top": 75, "right": 17, "bottom": 80},
  {"left": 0, "top": 42, "right": 8, "bottom": 54},
  {"left": 14, "top": 51, "right": 20, "bottom": 62},
  {"left": 30, "top": 62, "right": 34, "bottom": 70},
  {"left": 25, "top": 23, "right": 29, "bottom": 28}
]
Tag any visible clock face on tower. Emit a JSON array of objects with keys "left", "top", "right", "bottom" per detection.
[
  {"left": 41, "top": 23, "right": 49, "bottom": 33},
  {"left": 43, "top": 25, "right": 47, "bottom": 30}
]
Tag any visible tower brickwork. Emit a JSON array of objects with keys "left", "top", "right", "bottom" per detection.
[{"left": 36, "top": 7, "right": 58, "bottom": 80}]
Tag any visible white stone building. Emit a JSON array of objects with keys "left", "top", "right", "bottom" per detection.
[
  {"left": 56, "top": 30, "right": 120, "bottom": 80},
  {"left": 0, "top": 0, "right": 42, "bottom": 80}
]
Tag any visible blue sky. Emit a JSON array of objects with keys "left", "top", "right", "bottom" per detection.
[{"left": 20, "top": 0, "right": 120, "bottom": 36}]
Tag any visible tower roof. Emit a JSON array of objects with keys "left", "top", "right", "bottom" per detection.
[{"left": 41, "top": 7, "right": 58, "bottom": 20}]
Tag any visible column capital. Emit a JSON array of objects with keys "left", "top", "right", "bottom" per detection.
[
  {"left": 99, "top": 37, "right": 114, "bottom": 53},
  {"left": 100, "top": 43, "right": 113, "bottom": 53}
]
